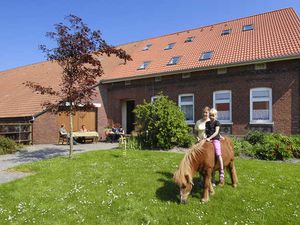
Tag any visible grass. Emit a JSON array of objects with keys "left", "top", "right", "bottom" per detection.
[{"left": 0, "top": 150, "right": 299, "bottom": 225}]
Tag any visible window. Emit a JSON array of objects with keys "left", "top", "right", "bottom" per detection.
[
  {"left": 142, "top": 44, "right": 152, "bottom": 51},
  {"left": 179, "top": 94, "right": 194, "bottom": 123},
  {"left": 167, "top": 56, "right": 181, "bottom": 65},
  {"left": 217, "top": 68, "right": 227, "bottom": 74},
  {"left": 250, "top": 88, "right": 272, "bottom": 123},
  {"left": 221, "top": 29, "right": 232, "bottom": 35},
  {"left": 182, "top": 73, "right": 191, "bottom": 79},
  {"left": 155, "top": 76, "right": 162, "bottom": 82},
  {"left": 200, "top": 51, "right": 213, "bottom": 60},
  {"left": 185, "top": 36, "right": 194, "bottom": 43},
  {"left": 164, "top": 43, "right": 175, "bottom": 50},
  {"left": 213, "top": 91, "right": 232, "bottom": 123},
  {"left": 125, "top": 80, "right": 131, "bottom": 86},
  {"left": 138, "top": 61, "right": 150, "bottom": 70},
  {"left": 242, "top": 24, "right": 253, "bottom": 31},
  {"left": 255, "top": 63, "right": 267, "bottom": 70}
]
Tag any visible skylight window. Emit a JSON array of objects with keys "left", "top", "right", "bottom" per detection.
[
  {"left": 221, "top": 29, "right": 232, "bottom": 36},
  {"left": 138, "top": 61, "right": 150, "bottom": 70},
  {"left": 167, "top": 56, "right": 181, "bottom": 65},
  {"left": 200, "top": 51, "right": 213, "bottom": 60},
  {"left": 164, "top": 43, "right": 176, "bottom": 50},
  {"left": 242, "top": 24, "right": 253, "bottom": 31},
  {"left": 143, "top": 44, "right": 152, "bottom": 51},
  {"left": 184, "top": 36, "right": 194, "bottom": 43}
]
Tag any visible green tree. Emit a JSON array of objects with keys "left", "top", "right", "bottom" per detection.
[{"left": 134, "top": 94, "right": 194, "bottom": 150}]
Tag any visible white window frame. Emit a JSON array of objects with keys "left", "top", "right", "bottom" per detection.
[
  {"left": 164, "top": 43, "right": 175, "bottom": 50},
  {"left": 200, "top": 51, "right": 213, "bottom": 60},
  {"left": 178, "top": 94, "right": 194, "bottom": 124},
  {"left": 250, "top": 87, "right": 273, "bottom": 124},
  {"left": 138, "top": 61, "right": 150, "bottom": 70},
  {"left": 151, "top": 96, "right": 159, "bottom": 102},
  {"left": 213, "top": 90, "right": 232, "bottom": 124},
  {"left": 142, "top": 44, "right": 152, "bottom": 51},
  {"left": 167, "top": 56, "right": 181, "bottom": 65}
]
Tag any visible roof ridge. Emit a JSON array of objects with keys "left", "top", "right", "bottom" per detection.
[
  {"left": 0, "top": 60, "right": 50, "bottom": 74},
  {"left": 115, "top": 7, "right": 295, "bottom": 48}
]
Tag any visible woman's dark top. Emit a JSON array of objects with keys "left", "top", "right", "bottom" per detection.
[{"left": 205, "top": 120, "right": 221, "bottom": 140}]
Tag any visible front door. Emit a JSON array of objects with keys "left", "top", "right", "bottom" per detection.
[{"left": 121, "top": 100, "right": 135, "bottom": 134}]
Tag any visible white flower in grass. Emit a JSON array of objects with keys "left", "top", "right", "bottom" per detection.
[
  {"left": 125, "top": 192, "right": 133, "bottom": 196},
  {"left": 7, "top": 215, "right": 15, "bottom": 221}
]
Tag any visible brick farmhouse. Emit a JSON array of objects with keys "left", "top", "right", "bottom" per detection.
[{"left": 0, "top": 8, "right": 299, "bottom": 144}]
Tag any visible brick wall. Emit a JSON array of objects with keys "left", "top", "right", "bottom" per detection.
[
  {"left": 32, "top": 112, "right": 59, "bottom": 144},
  {"left": 99, "top": 59, "right": 300, "bottom": 136}
]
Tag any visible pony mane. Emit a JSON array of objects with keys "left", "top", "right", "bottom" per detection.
[{"left": 173, "top": 140, "right": 206, "bottom": 185}]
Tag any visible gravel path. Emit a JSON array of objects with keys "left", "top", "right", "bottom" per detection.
[{"left": 0, "top": 142, "right": 118, "bottom": 184}]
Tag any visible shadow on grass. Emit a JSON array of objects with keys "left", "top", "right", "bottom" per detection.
[
  {"left": 155, "top": 171, "right": 178, "bottom": 203},
  {"left": 155, "top": 171, "right": 204, "bottom": 203}
]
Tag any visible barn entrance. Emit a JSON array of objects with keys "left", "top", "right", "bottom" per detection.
[{"left": 58, "top": 110, "right": 97, "bottom": 132}]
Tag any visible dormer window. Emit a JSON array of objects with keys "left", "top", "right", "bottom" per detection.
[
  {"left": 167, "top": 56, "right": 181, "bottom": 65},
  {"left": 164, "top": 43, "right": 176, "bottom": 50},
  {"left": 143, "top": 44, "right": 152, "bottom": 51},
  {"left": 221, "top": 29, "right": 232, "bottom": 36},
  {"left": 242, "top": 24, "right": 253, "bottom": 31},
  {"left": 185, "top": 36, "right": 194, "bottom": 43},
  {"left": 200, "top": 51, "right": 213, "bottom": 60},
  {"left": 138, "top": 61, "right": 150, "bottom": 70}
]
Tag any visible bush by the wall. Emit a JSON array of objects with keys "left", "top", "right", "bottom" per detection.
[
  {"left": 0, "top": 136, "right": 22, "bottom": 155},
  {"left": 244, "top": 130, "right": 266, "bottom": 145},
  {"left": 134, "top": 94, "right": 195, "bottom": 150},
  {"left": 232, "top": 137, "right": 254, "bottom": 157},
  {"left": 290, "top": 135, "right": 300, "bottom": 158},
  {"left": 233, "top": 131, "right": 300, "bottom": 160},
  {"left": 242, "top": 131, "right": 300, "bottom": 160}
]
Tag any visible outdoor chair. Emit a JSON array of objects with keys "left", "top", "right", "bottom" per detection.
[{"left": 58, "top": 133, "right": 68, "bottom": 144}]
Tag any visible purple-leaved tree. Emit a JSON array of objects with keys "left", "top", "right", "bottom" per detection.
[{"left": 25, "top": 15, "right": 131, "bottom": 157}]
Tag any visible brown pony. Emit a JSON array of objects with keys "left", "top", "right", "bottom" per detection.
[{"left": 173, "top": 136, "right": 238, "bottom": 203}]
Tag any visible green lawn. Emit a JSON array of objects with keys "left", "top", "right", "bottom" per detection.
[{"left": 0, "top": 150, "right": 299, "bottom": 225}]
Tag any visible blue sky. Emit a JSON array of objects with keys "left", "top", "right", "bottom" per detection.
[{"left": 0, "top": 0, "right": 299, "bottom": 72}]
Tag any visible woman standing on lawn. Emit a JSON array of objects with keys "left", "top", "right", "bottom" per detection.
[
  {"left": 194, "top": 106, "right": 210, "bottom": 142},
  {"left": 195, "top": 106, "right": 218, "bottom": 186}
]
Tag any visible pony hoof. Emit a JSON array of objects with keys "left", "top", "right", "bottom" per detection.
[
  {"left": 210, "top": 191, "right": 215, "bottom": 196},
  {"left": 232, "top": 183, "right": 237, "bottom": 188},
  {"left": 201, "top": 198, "right": 209, "bottom": 203}
]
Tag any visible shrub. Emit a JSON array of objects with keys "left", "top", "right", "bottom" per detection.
[
  {"left": 134, "top": 94, "right": 194, "bottom": 150},
  {"left": 245, "top": 130, "right": 266, "bottom": 145},
  {"left": 232, "top": 137, "right": 255, "bottom": 157},
  {"left": 290, "top": 136, "right": 300, "bottom": 158},
  {"left": 245, "top": 132, "right": 294, "bottom": 160},
  {"left": 0, "top": 136, "right": 22, "bottom": 155},
  {"left": 233, "top": 131, "right": 299, "bottom": 160}
]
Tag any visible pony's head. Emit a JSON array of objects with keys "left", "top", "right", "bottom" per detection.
[
  {"left": 173, "top": 141, "right": 205, "bottom": 204},
  {"left": 173, "top": 171, "right": 194, "bottom": 204}
]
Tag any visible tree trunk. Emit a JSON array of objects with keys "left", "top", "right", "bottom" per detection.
[{"left": 69, "top": 104, "right": 74, "bottom": 158}]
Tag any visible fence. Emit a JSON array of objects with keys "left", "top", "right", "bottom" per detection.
[{"left": 0, "top": 123, "right": 32, "bottom": 144}]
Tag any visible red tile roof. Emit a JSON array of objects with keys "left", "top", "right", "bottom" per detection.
[
  {"left": 102, "top": 7, "right": 300, "bottom": 82},
  {"left": 0, "top": 8, "right": 299, "bottom": 118}
]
